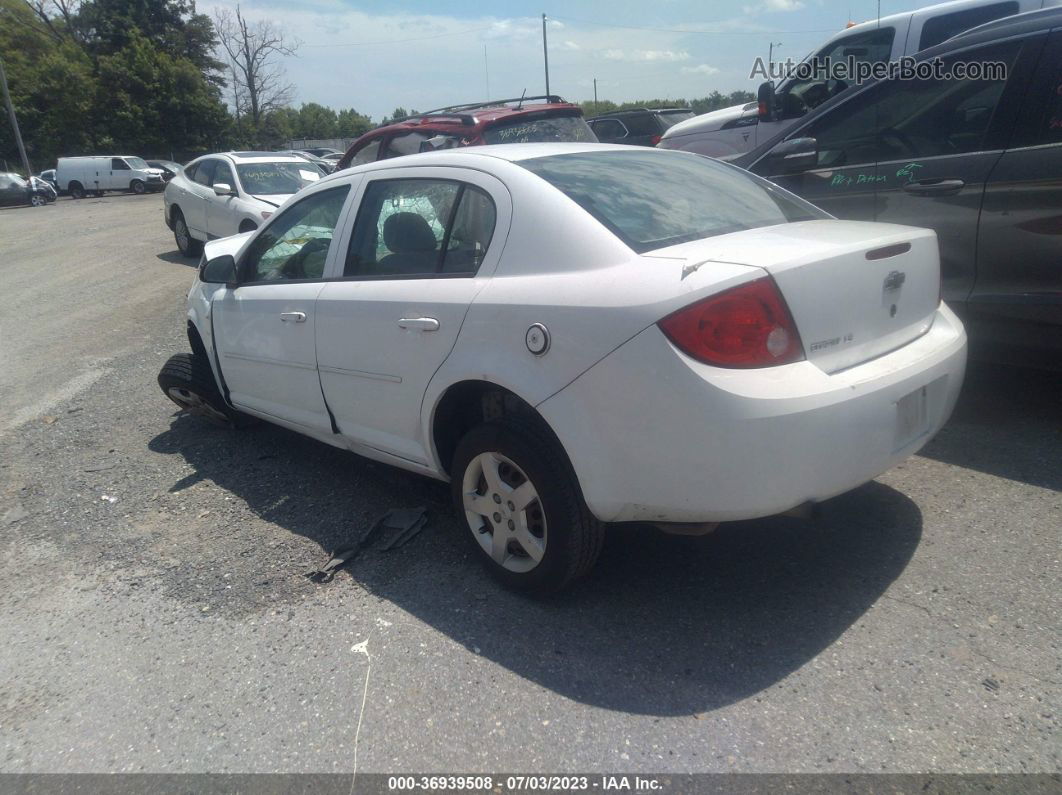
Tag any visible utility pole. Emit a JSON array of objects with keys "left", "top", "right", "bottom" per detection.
[
  {"left": 0, "top": 56, "right": 32, "bottom": 177},
  {"left": 542, "top": 13, "right": 550, "bottom": 97},
  {"left": 593, "top": 78, "right": 598, "bottom": 105},
  {"left": 484, "top": 44, "right": 490, "bottom": 100},
  {"left": 768, "top": 42, "right": 782, "bottom": 73}
]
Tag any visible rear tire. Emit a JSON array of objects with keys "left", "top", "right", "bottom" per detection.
[
  {"left": 172, "top": 209, "right": 203, "bottom": 257},
  {"left": 131, "top": 179, "right": 145, "bottom": 194},
  {"left": 158, "top": 352, "right": 243, "bottom": 428},
  {"left": 69, "top": 181, "right": 85, "bottom": 199},
  {"left": 451, "top": 419, "right": 604, "bottom": 595}
]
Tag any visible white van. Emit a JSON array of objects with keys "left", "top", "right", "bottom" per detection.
[
  {"left": 659, "top": 0, "right": 1055, "bottom": 157},
  {"left": 56, "top": 156, "right": 166, "bottom": 199}
]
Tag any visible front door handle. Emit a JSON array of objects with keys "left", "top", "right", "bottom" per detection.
[
  {"left": 280, "top": 311, "right": 306, "bottom": 323},
  {"left": 398, "top": 317, "right": 440, "bottom": 332},
  {"left": 902, "top": 178, "right": 965, "bottom": 196}
]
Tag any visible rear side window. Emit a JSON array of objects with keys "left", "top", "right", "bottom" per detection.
[
  {"left": 345, "top": 179, "right": 496, "bottom": 277},
  {"left": 919, "top": 3, "right": 1018, "bottom": 51},
  {"left": 521, "top": 150, "right": 824, "bottom": 254},
  {"left": 590, "top": 119, "right": 628, "bottom": 140},
  {"left": 622, "top": 114, "right": 661, "bottom": 136},
  {"left": 483, "top": 114, "right": 596, "bottom": 144},
  {"left": 350, "top": 139, "right": 382, "bottom": 166}
]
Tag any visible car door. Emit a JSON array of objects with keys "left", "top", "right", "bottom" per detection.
[
  {"left": 753, "top": 37, "right": 1033, "bottom": 308},
  {"left": 315, "top": 168, "right": 509, "bottom": 464},
  {"left": 109, "top": 157, "right": 131, "bottom": 190},
  {"left": 183, "top": 158, "right": 217, "bottom": 238},
  {"left": 206, "top": 160, "right": 239, "bottom": 239},
  {"left": 0, "top": 174, "right": 17, "bottom": 206},
  {"left": 974, "top": 28, "right": 1062, "bottom": 341},
  {"left": 210, "top": 184, "right": 354, "bottom": 431}
]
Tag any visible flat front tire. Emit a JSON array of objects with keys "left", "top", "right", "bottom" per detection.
[
  {"left": 172, "top": 210, "right": 203, "bottom": 257},
  {"left": 451, "top": 420, "right": 604, "bottom": 594},
  {"left": 158, "top": 352, "right": 242, "bottom": 428}
]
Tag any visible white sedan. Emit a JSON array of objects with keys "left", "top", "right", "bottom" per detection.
[
  {"left": 164, "top": 152, "right": 324, "bottom": 257},
  {"left": 158, "top": 143, "right": 966, "bottom": 593}
]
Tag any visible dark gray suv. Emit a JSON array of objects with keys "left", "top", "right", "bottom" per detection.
[{"left": 736, "top": 8, "right": 1062, "bottom": 365}]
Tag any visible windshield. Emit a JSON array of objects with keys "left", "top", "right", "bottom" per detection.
[
  {"left": 236, "top": 161, "right": 322, "bottom": 195},
  {"left": 483, "top": 114, "right": 597, "bottom": 144},
  {"left": 126, "top": 157, "right": 149, "bottom": 169},
  {"left": 520, "top": 150, "right": 825, "bottom": 254}
]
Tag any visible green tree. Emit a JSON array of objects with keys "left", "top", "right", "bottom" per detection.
[
  {"left": 336, "top": 107, "right": 371, "bottom": 138},
  {"left": 296, "top": 102, "right": 337, "bottom": 139}
]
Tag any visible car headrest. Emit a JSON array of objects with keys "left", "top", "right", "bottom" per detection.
[{"left": 383, "top": 212, "right": 437, "bottom": 253}]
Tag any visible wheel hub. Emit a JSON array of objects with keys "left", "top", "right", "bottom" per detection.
[{"left": 462, "top": 452, "right": 547, "bottom": 574}]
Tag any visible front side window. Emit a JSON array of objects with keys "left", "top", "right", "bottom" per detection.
[
  {"left": 350, "top": 139, "right": 382, "bottom": 166},
  {"left": 235, "top": 161, "right": 321, "bottom": 196},
  {"left": 192, "top": 159, "right": 217, "bottom": 187},
  {"left": 345, "top": 179, "right": 497, "bottom": 277},
  {"left": 126, "top": 157, "right": 149, "bottom": 170},
  {"left": 213, "top": 162, "right": 236, "bottom": 189},
  {"left": 483, "top": 113, "right": 596, "bottom": 144},
  {"left": 919, "top": 3, "right": 1018, "bottom": 51},
  {"left": 382, "top": 131, "right": 462, "bottom": 159},
  {"left": 241, "top": 187, "right": 350, "bottom": 282},
  {"left": 521, "top": 150, "right": 824, "bottom": 254},
  {"left": 112, "top": 158, "right": 130, "bottom": 170},
  {"left": 808, "top": 40, "right": 1020, "bottom": 168},
  {"left": 782, "top": 28, "right": 896, "bottom": 116}
]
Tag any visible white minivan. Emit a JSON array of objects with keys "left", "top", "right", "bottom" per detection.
[
  {"left": 659, "top": 0, "right": 1055, "bottom": 158},
  {"left": 56, "top": 156, "right": 165, "bottom": 198}
]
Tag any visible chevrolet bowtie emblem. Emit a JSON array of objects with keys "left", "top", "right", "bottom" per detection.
[{"left": 883, "top": 270, "right": 906, "bottom": 291}]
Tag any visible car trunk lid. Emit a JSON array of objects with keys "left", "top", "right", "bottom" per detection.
[{"left": 645, "top": 220, "right": 941, "bottom": 373}]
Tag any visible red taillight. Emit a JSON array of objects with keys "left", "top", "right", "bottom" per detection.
[
  {"left": 658, "top": 277, "right": 805, "bottom": 368},
  {"left": 650, "top": 134, "right": 662, "bottom": 146}
]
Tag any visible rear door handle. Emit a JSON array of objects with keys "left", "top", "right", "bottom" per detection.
[
  {"left": 902, "top": 178, "right": 965, "bottom": 196},
  {"left": 398, "top": 317, "right": 440, "bottom": 332},
  {"left": 280, "top": 311, "right": 306, "bottom": 323}
]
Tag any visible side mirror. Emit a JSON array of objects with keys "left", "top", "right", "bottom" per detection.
[
  {"left": 763, "top": 137, "right": 818, "bottom": 176},
  {"left": 757, "top": 81, "right": 776, "bottom": 123},
  {"left": 212, "top": 182, "right": 234, "bottom": 196},
  {"left": 200, "top": 254, "right": 237, "bottom": 285}
]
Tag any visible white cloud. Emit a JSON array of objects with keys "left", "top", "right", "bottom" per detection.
[
  {"left": 681, "top": 64, "right": 721, "bottom": 75},
  {"left": 602, "top": 49, "right": 691, "bottom": 62},
  {"left": 743, "top": 0, "right": 805, "bottom": 12}
]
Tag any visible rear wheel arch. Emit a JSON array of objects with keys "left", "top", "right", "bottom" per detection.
[{"left": 430, "top": 380, "right": 573, "bottom": 479}]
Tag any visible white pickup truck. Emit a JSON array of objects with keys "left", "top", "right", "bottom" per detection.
[{"left": 659, "top": 0, "right": 1054, "bottom": 158}]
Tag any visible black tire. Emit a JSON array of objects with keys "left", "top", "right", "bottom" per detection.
[
  {"left": 172, "top": 209, "right": 203, "bottom": 257},
  {"left": 450, "top": 419, "right": 605, "bottom": 595},
  {"left": 69, "top": 181, "right": 85, "bottom": 199},
  {"left": 130, "top": 179, "right": 145, "bottom": 194},
  {"left": 158, "top": 352, "right": 243, "bottom": 428}
]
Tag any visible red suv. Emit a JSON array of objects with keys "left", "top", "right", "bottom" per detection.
[{"left": 335, "top": 96, "right": 596, "bottom": 170}]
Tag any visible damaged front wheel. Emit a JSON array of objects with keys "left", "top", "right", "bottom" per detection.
[{"left": 158, "top": 352, "right": 245, "bottom": 428}]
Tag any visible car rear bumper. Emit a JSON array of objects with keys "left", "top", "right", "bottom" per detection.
[{"left": 538, "top": 303, "right": 967, "bottom": 523}]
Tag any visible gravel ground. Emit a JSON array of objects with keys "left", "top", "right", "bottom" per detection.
[{"left": 0, "top": 195, "right": 1058, "bottom": 774}]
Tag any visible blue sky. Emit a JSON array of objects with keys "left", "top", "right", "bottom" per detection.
[{"left": 206, "top": 0, "right": 945, "bottom": 122}]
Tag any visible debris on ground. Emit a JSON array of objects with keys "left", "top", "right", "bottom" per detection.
[{"left": 306, "top": 507, "right": 428, "bottom": 583}]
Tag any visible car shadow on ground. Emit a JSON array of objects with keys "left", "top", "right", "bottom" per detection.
[
  {"left": 149, "top": 415, "right": 922, "bottom": 716},
  {"left": 156, "top": 249, "right": 197, "bottom": 267},
  {"left": 918, "top": 362, "right": 1061, "bottom": 491}
]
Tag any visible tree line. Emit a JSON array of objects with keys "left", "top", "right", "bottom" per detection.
[{"left": 0, "top": 0, "right": 756, "bottom": 172}]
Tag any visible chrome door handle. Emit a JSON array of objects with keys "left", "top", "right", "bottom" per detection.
[
  {"left": 280, "top": 311, "right": 306, "bottom": 323},
  {"left": 398, "top": 317, "right": 440, "bottom": 332}
]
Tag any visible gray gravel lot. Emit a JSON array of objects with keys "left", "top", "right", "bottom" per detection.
[{"left": 0, "top": 195, "right": 1059, "bottom": 773}]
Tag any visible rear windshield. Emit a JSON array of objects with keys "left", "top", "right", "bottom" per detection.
[
  {"left": 236, "top": 162, "right": 321, "bottom": 195},
  {"left": 483, "top": 114, "right": 597, "bottom": 144},
  {"left": 520, "top": 151, "right": 825, "bottom": 253},
  {"left": 658, "top": 110, "right": 696, "bottom": 128}
]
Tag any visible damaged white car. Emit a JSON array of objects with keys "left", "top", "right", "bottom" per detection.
[{"left": 159, "top": 143, "right": 966, "bottom": 593}]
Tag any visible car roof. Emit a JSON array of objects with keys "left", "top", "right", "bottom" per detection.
[
  {"left": 369, "top": 100, "right": 582, "bottom": 135},
  {"left": 201, "top": 152, "right": 308, "bottom": 164}
]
